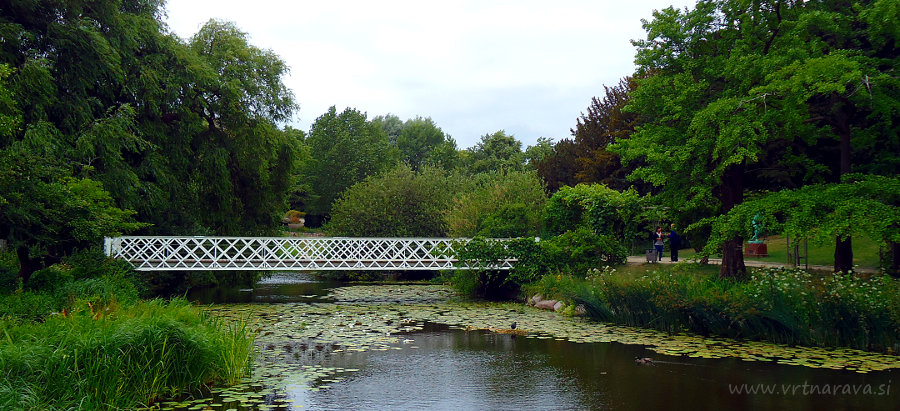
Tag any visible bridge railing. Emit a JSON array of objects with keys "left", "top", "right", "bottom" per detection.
[{"left": 104, "top": 236, "right": 515, "bottom": 271}]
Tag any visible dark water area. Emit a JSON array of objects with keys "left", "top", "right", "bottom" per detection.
[
  {"left": 290, "top": 325, "right": 895, "bottom": 410},
  {"left": 187, "top": 273, "right": 897, "bottom": 410},
  {"left": 188, "top": 273, "right": 341, "bottom": 304}
]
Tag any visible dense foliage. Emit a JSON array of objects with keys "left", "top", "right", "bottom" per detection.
[
  {"left": 450, "top": 231, "right": 628, "bottom": 299},
  {"left": 326, "top": 165, "right": 466, "bottom": 237},
  {"left": 538, "top": 78, "right": 639, "bottom": 192},
  {"left": 0, "top": 2, "right": 299, "bottom": 281},
  {"left": 704, "top": 174, "right": 900, "bottom": 276},
  {"left": 303, "top": 107, "right": 399, "bottom": 216},
  {"left": 611, "top": 0, "right": 899, "bottom": 277},
  {"left": 545, "top": 184, "right": 645, "bottom": 238},
  {"left": 395, "top": 116, "right": 456, "bottom": 171},
  {"left": 463, "top": 130, "right": 527, "bottom": 175},
  {"left": 446, "top": 171, "right": 546, "bottom": 238}
]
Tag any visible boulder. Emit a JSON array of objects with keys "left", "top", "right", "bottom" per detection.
[
  {"left": 528, "top": 294, "right": 543, "bottom": 306},
  {"left": 552, "top": 301, "right": 564, "bottom": 312},
  {"left": 534, "top": 299, "right": 557, "bottom": 310}
]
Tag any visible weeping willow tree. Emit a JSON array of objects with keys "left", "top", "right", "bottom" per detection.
[{"left": 0, "top": 1, "right": 299, "bottom": 281}]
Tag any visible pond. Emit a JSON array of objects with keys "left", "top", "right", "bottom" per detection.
[{"left": 167, "top": 273, "right": 899, "bottom": 410}]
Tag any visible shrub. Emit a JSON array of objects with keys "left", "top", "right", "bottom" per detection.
[
  {"left": 544, "top": 184, "right": 644, "bottom": 238},
  {"left": 447, "top": 171, "right": 545, "bottom": 238},
  {"left": 542, "top": 227, "right": 627, "bottom": 269},
  {"left": 24, "top": 266, "right": 72, "bottom": 293},
  {"left": 0, "top": 292, "right": 58, "bottom": 322},
  {"left": 450, "top": 232, "right": 627, "bottom": 300},
  {"left": 327, "top": 165, "right": 466, "bottom": 237},
  {"left": 543, "top": 184, "right": 644, "bottom": 260},
  {"left": 449, "top": 238, "right": 532, "bottom": 299},
  {"left": 0, "top": 251, "right": 16, "bottom": 293}
]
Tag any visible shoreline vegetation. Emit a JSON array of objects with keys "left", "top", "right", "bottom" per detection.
[
  {"left": 0, "top": 251, "right": 254, "bottom": 410},
  {"left": 522, "top": 264, "right": 900, "bottom": 354}
]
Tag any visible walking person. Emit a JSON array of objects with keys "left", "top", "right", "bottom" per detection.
[
  {"left": 668, "top": 223, "right": 681, "bottom": 262},
  {"left": 653, "top": 226, "right": 665, "bottom": 262}
]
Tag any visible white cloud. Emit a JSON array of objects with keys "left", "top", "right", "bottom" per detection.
[{"left": 164, "top": 0, "right": 696, "bottom": 148}]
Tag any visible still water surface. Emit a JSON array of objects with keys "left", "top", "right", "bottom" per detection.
[{"left": 184, "top": 274, "right": 897, "bottom": 410}]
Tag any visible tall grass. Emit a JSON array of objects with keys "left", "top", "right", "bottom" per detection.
[
  {"left": 0, "top": 298, "right": 255, "bottom": 409},
  {"left": 530, "top": 266, "right": 900, "bottom": 352}
]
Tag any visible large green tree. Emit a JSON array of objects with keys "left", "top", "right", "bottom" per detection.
[
  {"left": 304, "top": 106, "right": 399, "bottom": 216},
  {"left": 396, "top": 116, "right": 448, "bottom": 171},
  {"left": 371, "top": 113, "right": 404, "bottom": 144},
  {"left": 176, "top": 20, "right": 298, "bottom": 234},
  {"left": 464, "top": 130, "right": 526, "bottom": 175},
  {"left": 743, "top": 1, "right": 900, "bottom": 272},
  {"left": 613, "top": 0, "right": 898, "bottom": 277},
  {"left": 0, "top": 64, "right": 145, "bottom": 282}
]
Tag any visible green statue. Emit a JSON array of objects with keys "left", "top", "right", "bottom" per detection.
[{"left": 750, "top": 213, "right": 764, "bottom": 243}]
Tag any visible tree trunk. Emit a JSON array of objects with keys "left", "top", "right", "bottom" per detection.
[
  {"left": 16, "top": 246, "right": 41, "bottom": 285},
  {"left": 720, "top": 238, "right": 746, "bottom": 279},
  {"left": 719, "top": 166, "right": 746, "bottom": 279},
  {"left": 834, "top": 237, "right": 853, "bottom": 273},
  {"left": 889, "top": 241, "right": 900, "bottom": 278},
  {"left": 832, "top": 93, "right": 854, "bottom": 274}
]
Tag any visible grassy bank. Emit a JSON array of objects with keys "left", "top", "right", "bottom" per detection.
[
  {"left": 0, "top": 298, "right": 254, "bottom": 409},
  {"left": 0, "top": 250, "right": 255, "bottom": 409},
  {"left": 528, "top": 264, "right": 900, "bottom": 353}
]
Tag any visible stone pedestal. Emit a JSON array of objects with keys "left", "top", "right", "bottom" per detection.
[{"left": 744, "top": 242, "right": 768, "bottom": 257}]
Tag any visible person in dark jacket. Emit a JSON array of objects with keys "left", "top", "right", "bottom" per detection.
[{"left": 668, "top": 223, "right": 681, "bottom": 262}]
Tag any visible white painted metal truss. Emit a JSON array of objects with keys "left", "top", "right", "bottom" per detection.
[{"left": 104, "top": 236, "right": 515, "bottom": 271}]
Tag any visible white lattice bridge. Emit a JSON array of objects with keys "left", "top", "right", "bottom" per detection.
[{"left": 104, "top": 236, "right": 515, "bottom": 271}]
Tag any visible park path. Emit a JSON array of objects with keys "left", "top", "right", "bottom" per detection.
[{"left": 625, "top": 255, "right": 879, "bottom": 274}]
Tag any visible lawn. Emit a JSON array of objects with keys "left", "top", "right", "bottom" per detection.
[{"left": 659, "top": 234, "right": 883, "bottom": 269}]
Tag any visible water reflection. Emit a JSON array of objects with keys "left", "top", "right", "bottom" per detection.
[
  {"left": 187, "top": 276, "right": 897, "bottom": 410},
  {"left": 188, "top": 272, "right": 340, "bottom": 304},
  {"left": 306, "top": 327, "right": 583, "bottom": 410},
  {"left": 297, "top": 326, "right": 895, "bottom": 410}
]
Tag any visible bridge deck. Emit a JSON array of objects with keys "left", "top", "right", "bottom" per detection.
[{"left": 104, "top": 236, "right": 514, "bottom": 271}]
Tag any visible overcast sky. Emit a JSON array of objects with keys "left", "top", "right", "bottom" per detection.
[{"left": 164, "top": 0, "right": 695, "bottom": 149}]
